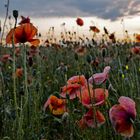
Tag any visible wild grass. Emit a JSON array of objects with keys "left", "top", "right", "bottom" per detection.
[{"left": 0, "top": 41, "right": 140, "bottom": 140}]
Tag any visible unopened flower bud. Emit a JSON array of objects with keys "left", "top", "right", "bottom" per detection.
[{"left": 13, "top": 10, "right": 18, "bottom": 19}]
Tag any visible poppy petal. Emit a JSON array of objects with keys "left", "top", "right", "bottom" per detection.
[
  {"left": 88, "top": 73, "right": 106, "bottom": 85},
  {"left": 94, "top": 88, "right": 109, "bottom": 106},
  {"left": 118, "top": 96, "right": 136, "bottom": 119},
  {"left": 82, "top": 108, "right": 105, "bottom": 128},
  {"left": 77, "top": 87, "right": 94, "bottom": 108},
  {"left": 109, "top": 104, "right": 134, "bottom": 137},
  {"left": 29, "top": 39, "right": 40, "bottom": 46},
  {"left": 49, "top": 104, "right": 65, "bottom": 115},
  {"left": 24, "top": 23, "right": 37, "bottom": 40},
  {"left": 103, "top": 66, "right": 111, "bottom": 74},
  {"left": 6, "top": 28, "right": 20, "bottom": 44}
]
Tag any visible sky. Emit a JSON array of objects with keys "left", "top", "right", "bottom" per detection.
[{"left": 0, "top": 0, "right": 140, "bottom": 39}]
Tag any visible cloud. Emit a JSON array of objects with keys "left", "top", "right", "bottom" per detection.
[{"left": 0, "top": 0, "right": 140, "bottom": 20}]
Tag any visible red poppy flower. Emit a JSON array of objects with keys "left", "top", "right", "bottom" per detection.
[
  {"left": 90, "top": 26, "right": 100, "bottom": 33},
  {"left": 88, "top": 66, "right": 111, "bottom": 85},
  {"left": 0, "top": 54, "right": 12, "bottom": 63},
  {"left": 75, "top": 46, "right": 87, "bottom": 56},
  {"left": 109, "top": 96, "right": 136, "bottom": 138},
  {"left": 6, "top": 23, "right": 40, "bottom": 46},
  {"left": 16, "top": 68, "right": 23, "bottom": 78},
  {"left": 78, "top": 108, "right": 105, "bottom": 128},
  {"left": 77, "top": 88, "right": 108, "bottom": 108},
  {"left": 43, "top": 95, "right": 66, "bottom": 115},
  {"left": 135, "top": 34, "right": 140, "bottom": 42},
  {"left": 60, "top": 75, "right": 87, "bottom": 99},
  {"left": 76, "top": 18, "right": 84, "bottom": 26},
  {"left": 109, "top": 33, "right": 115, "bottom": 40},
  {"left": 130, "top": 46, "right": 140, "bottom": 54}
]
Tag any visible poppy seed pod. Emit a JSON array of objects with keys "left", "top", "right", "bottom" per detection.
[
  {"left": 74, "top": 53, "right": 78, "bottom": 61},
  {"left": 101, "top": 48, "right": 107, "bottom": 58},
  {"left": 86, "top": 55, "right": 92, "bottom": 63},
  {"left": 13, "top": 10, "right": 18, "bottom": 19}
]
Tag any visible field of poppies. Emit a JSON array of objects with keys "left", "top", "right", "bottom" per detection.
[{"left": 0, "top": 12, "right": 140, "bottom": 140}]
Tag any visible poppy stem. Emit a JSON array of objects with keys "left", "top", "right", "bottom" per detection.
[
  {"left": 23, "top": 44, "right": 29, "bottom": 108},
  {"left": 12, "top": 23, "right": 18, "bottom": 118}
]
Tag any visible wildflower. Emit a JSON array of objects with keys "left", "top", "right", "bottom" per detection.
[
  {"left": 78, "top": 108, "right": 105, "bottom": 128},
  {"left": 109, "top": 33, "right": 116, "bottom": 43},
  {"left": 135, "top": 34, "right": 140, "bottom": 42},
  {"left": 88, "top": 66, "right": 111, "bottom": 85},
  {"left": 125, "top": 65, "right": 129, "bottom": 70},
  {"left": 0, "top": 54, "right": 12, "bottom": 63},
  {"left": 109, "top": 96, "right": 136, "bottom": 138},
  {"left": 76, "top": 18, "right": 84, "bottom": 26},
  {"left": 16, "top": 67, "right": 23, "bottom": 78},
  {"left": 90, "top": 26, "right": 100, "bottom": 33},
  {"left": 130, "top": 46, "right": 140, "bottom": 55},
  {"left": 122, "top": 74, "right": 125, "bottom": 79},
  {"left": 74, "top": 46, "right": 87, "bottom": 56},
  {"left": 60, "top": 75, "right": 87, "bottom": 99},
  {"left": 44, "top": 95, "right": 66, "bottom": 115},
  {"left": 77, "top": 88, "right": 109, "bottom": 108},
  {"left": 6, "top": 17, "right": 40, "bottom": 46}
]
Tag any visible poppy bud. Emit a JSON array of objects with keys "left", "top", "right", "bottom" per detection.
[
  {"left": 85, "top": 72, "right": 90, "bottom": 80},
  {"left": 13, "top": 10, "right": 18, "bottom": 19},
  {"left": 74, "top": 53, "right": 78, "bottom": 61},
  {"left": 101, "top": 48, "right": 107, "bottom": 58},
  {"left": 28, "top": 56, "right": 33, "bottom": 67},
  {"left": 86, "top": 55, "right": 92, "bottom": 63},
  {"left": 104, "top": 27, "right": 108, "bottom": 34}
]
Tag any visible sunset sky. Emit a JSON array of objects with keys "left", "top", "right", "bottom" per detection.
[{"left": 0, "top": 0, "right": 140, "bottom": 39}]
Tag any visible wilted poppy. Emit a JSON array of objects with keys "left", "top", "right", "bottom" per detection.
[
  {"left": 60, "top": 75, "right": 87, "bottom": 99},
  {"left": 78, "top": 108, "right": 105, "bottom": 128},
  {"left": 88, "top": 66, "right": 111, "bottom": 85},
  {"left": 6, "top": 23, "right": 40, "bottom": 46},
  {"left": 44, "top": 95, "right": 66, "bottom": 115},
  {"left": 77, "top": 88, "right": 109, "bottom": 108},
  {"left": 90, "top": 26, "right": 100, "bottom": 33},
  {"left": 76, "top": 18, "right": 84, "bottom": 26},
  {"left": 109, "top": 96, "right": 136, "bottom": 138}
]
